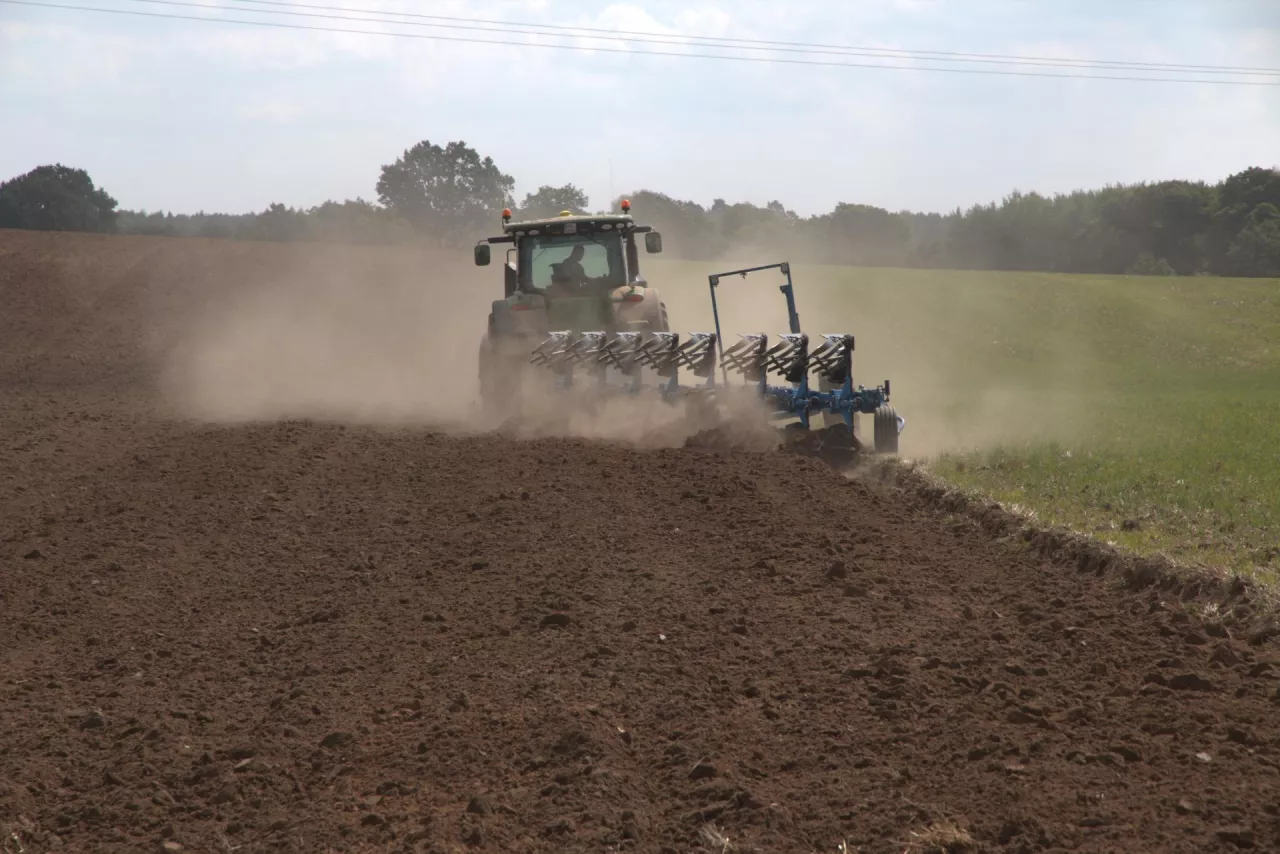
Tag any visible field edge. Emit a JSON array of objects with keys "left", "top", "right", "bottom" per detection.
[{"left": 852, "top": 456, "right": 1280, "bottom": 636}]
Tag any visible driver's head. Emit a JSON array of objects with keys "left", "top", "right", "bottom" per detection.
[{"left": 568, "top": 245, "right": 584, "bottom": 261}]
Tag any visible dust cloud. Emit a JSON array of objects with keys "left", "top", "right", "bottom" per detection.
[
  {"left": 159, "top": 243, "right": 494, "bottom": 429},
  {"left": 158, "top": 237, "right": 1094, "bottom": 461},
  {"left": 487, "top": 366, "right": 784, "bottom": 451},
  {"left": 156, "top": 240, "right": 779, "bottom": 451},
  {"left": 649, "top": 245, "right": 1098, "bottom": 460}
]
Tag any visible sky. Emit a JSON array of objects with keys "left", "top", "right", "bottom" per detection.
[{"left": 1, "top": 0, "right": 1277, "bottom": 217}]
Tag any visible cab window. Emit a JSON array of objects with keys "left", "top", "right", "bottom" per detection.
[{"left": 523, "top": 233, "right": 626, "bottom": 290}]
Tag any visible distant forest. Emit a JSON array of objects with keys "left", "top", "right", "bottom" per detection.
[{"left": 2, "top": 140, "right": 1277, "bottom": 278}]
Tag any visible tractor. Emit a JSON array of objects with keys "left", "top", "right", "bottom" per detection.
[{"left": 473, "top": 200, "right": 669, "bottom": 412}]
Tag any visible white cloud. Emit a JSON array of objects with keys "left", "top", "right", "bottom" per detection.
[
  {"left": 234, "top": 97, "right": 309, "bottom": 123},
  {"left": 0, "top": 19, "right": 141, "bottom": 88}
]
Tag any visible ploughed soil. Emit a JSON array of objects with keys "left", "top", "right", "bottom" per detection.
[{"left": 3, "top": 229, "right": 1280, "bottom": 854}]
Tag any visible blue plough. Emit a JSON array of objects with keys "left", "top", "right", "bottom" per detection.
[{"left": 528, "top": 262, "right": 904, "bottom": 457}]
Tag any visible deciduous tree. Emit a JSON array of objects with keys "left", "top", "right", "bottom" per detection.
[
  {"left": 0, "top": 164, "right": 118, "bottom": 233},
  {"left": 375, "top": 140, "right": 514, "bottom": 245},
  {"left": 517, "top": 184, "right": 589, "bottom": 219}
]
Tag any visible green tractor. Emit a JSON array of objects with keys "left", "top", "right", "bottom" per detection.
[{"left": 473, "top": 200, "right": 669, "bottom": 413}]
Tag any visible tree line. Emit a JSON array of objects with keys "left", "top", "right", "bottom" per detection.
[{"left": 2, "top": 140, "right": 1277, "bottom": 277}]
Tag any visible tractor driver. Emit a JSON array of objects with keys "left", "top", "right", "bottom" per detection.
[
  {"left": 547, "top": 244, "right": 589, "bottom": 296},
  {"left": 558, "top": 245, "right": 588, "bottom": 282}
]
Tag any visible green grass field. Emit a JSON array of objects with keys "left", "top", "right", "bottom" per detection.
[{"left": 651, "top": 257, "right": 1280, "bottom": 578}]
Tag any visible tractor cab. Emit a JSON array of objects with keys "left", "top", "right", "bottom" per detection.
[{"left": 474, "top": 202, "right": 666, "bottom": 335}]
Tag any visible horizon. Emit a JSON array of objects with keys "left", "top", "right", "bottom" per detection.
[{"left": 99, "top": 162, "right": 1277, "bottom": 220}]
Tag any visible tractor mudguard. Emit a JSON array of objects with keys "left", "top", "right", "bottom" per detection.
[
  {"left": 489, "top": 300, "right": 514, "bottom": 335},
  {"left": 490, "top": 294, "right": 550, "bottom": 338},
  {"left": 610, "top": 285, "right": 667, "bottom": 331}
]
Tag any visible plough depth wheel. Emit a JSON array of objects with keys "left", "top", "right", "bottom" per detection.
[{"left": 874, "top": 404, "right": 900, "bottom": 455}]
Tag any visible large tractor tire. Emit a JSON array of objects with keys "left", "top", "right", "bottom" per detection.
[{"left": 478, "top": 329, "right": 518, "bottom": 419}]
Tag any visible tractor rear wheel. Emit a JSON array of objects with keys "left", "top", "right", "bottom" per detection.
[
  {"left": 478, "top": 334, "right": 517, "bottom": 418},
  {"left": 873, "top": 405, "right": 899, "bottom": 454}
]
